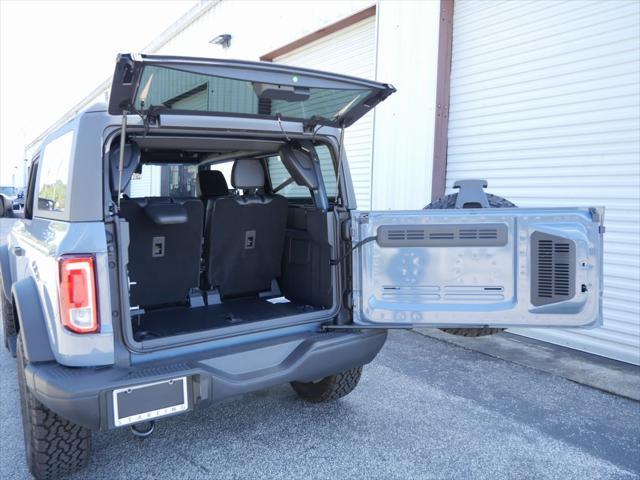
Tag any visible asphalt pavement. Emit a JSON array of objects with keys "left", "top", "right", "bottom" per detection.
[{"left": 0, "top": 218, "right": 638, "bottom": 480}]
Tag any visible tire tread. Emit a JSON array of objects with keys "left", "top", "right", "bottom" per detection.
[
  {"left": 17, "top": 336, "right": 91, "bottom": 480},
  {"left": 291, "top": 366, "right": 363, "bottom": 403}
]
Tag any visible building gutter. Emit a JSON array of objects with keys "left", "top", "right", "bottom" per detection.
[{"left": 259, "top": 4, "right": 376, "bottom": 62}]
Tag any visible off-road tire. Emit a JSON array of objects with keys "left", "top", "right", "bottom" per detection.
[
  {"left": 291, "top": 366, "right": 363, "bottom": 402},
  {"left": 425, "top": 192, "right": 516, "bottom": 211},
  {"left": 0, "top": 197, "right": 5, "bottom": 217},
  {"left": 1, "top": 288, "right": 17, "bottom": 356},
  {"left": 17, "top": 335, "right": 92, "bottom": 479},
  {"left": 437, "top": 326, "right": 505, "bottom": 337},
  {"left": 424, "top": 192, "right": 516, "bottom": 337}
]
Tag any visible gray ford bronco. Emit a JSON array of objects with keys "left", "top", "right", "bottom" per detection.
[{"left": 0, "top": 54, "right": 604, "bottom": 479}]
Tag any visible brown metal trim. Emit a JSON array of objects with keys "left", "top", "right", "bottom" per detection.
[
  {"left": 431, "top": 0, "right": 455, "bottom": 201},
  {"left": 260, "top": 5, "right": 376, "bottom": 61}
]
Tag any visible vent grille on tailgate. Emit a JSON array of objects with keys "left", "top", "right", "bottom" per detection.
[
  {"left": 531, "top": 232, "right": 576, "bottom": 306},
  {"left": 376, "top": 224, "right": 508, "bottom": 247}
]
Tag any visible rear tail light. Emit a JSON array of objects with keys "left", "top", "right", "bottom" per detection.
[{"left": 58, "top": 256, "right": 99, "bottom": 333}]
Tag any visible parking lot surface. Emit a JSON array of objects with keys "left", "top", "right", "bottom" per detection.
[{"left": 1, "top": 218, "right": 638, "bottom": 480}]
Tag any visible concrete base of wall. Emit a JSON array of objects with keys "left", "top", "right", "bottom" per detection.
[{"left": 413, "top": 328, "right": 640, "bottom": 402}]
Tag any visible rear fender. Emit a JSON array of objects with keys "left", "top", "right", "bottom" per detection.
[{"left": 12, "top": 277, "right": 55, "bottom": 363}]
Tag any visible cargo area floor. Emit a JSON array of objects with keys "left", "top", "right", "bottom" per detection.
[{"left": 132, "top": 297, "right": 319, "bottom": 341}]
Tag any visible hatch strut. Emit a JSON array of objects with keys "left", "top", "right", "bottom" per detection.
[
  {"left": 276, "top": 114, "right": 291, "bottom": 142},
  {"left": 335, "top": 123, "right": 346, "bottom": 205},
  {"left": 116, "top": 111, "right": 128, "bottom": 208}
]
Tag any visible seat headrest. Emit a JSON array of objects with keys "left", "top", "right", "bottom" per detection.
[
  {"left": 144, "top": 202, "right": 188, "bottom": 225},
  {"left": 199, "top": 170, "right": 229, "bottom": 198},
  {"left": 231, "top": 159, "right": 265, "bottom": 189}
]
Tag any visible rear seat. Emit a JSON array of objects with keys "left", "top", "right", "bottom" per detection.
[
  {"left": 119, "top": 197, "right": 203, "bottom": 309},
  {"left": 202, "top": 159, "right": 288, "bottom": 298}
]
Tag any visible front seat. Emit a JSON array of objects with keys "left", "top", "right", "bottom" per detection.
[
  {"left": 204, "top": 159, "right": 288, "bottom": 298},
  {"left": 199, "top": 170, "right": 229, "bottom": 203},
  {"left": 199, "top": 169, "right": 230, "bottom": 235}
]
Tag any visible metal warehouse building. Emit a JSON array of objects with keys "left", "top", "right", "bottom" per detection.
[{"left": 26, "top": 0, "right": 640, "bottom": 365}]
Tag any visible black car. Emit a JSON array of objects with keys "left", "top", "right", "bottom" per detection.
[{"left": 0, "top": 185, "right": 18, "bottom": 217}]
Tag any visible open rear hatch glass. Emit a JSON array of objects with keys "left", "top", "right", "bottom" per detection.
[{"left": 108, "top": 53, "right": 395, "bottom": 128}]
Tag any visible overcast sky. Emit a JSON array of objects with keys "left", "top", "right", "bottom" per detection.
[{"left": 0, "top": 0, "right": 197, "bottom": 186}]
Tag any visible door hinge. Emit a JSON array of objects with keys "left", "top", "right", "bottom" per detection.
[
  {"left": 341, "top": 219, "right": 352, "bottom": 240},
  {"left": 146, "top": 110, "right": 160, "bottom": 126},
  {"left": 589, "top": 207, "right": 604, "bottom": 223},
  {"left": 588, "top": 208, "right": 605, "bottom": 233},
  {"left": 343, "top": 291, "right": 353, "bottom": 310}
]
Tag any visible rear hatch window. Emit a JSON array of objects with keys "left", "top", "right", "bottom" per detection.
[
  {"left": 109, "top": 54, "right": 395, "bottom": 128},
  {"left": 136, "top": 65, "right": 372, "bottom": 124}
]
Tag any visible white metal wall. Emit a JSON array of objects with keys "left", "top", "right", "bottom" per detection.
[
  {"left": 274, "top": 17, "right": 377, "bottom": 209},
  {"left": 129, "top": 165, "right": 161, "bottom": 198},
  {"left": 371, "top": 0, "right": 441, "bottom": 210},
  {"left": 150, "top": 1, "right": 374, "bottom": 64},
  {"left": 446, "top": 0, "right": 640, "bottom": 364},
  {"left": 26, "top": 1, "right": 374, "bottom": 157}
]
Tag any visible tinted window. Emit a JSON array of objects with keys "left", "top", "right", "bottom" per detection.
[
  {"left": 127, "top": 162, "right": 234, "bottom": 198},
  {"left": 129, "top": 164, "right": 198, "bottom": 198},
  {"left": 267, "top": 156, "right": 311, "bottom": 200},
  {"left": 38, "top": 131, "right": 74, "bottom": 213},
  {"left": 135, "top": 65, "right": 373, "bottom": 125},
  {"left": 315, "top": 145, "right": 337, "bottom": 199},
  {"left": 266, "top": 144, "right": 337, "bottom": 201},
  {"left": 24, "top": 159, "right": 39, "bottom": 220},
  {"left": 165, "top": 164, "right": 199, "bottom": 197}
]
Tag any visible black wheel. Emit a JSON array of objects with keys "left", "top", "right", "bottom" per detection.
[
  {"left": 0, "top": 197, "right": 5, "bottom": 217},
  {"left": 1, "top": 286, "right": 18, "bottom": 357},
  {"left": 291, "top": 366, "right": 363, "bottom": 403},
  {"left": 17, "top": 335, "right": 92, "bottom": 479},
  {"left": 424, "top": 191, "right": 516, "bottom": 337}
]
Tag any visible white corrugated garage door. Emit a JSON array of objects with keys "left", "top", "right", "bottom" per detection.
[
  {"left": 445, "top": 0, "right": 640, "bottom": 364},
  {"left": 129, "top": 165, "right": 162, "bottom": 197},
  {"left": 273, "top": 16, "right": 377, "bottom": 209}
]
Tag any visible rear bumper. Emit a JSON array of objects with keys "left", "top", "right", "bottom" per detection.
[{"left": 24, "top": 330, "right": 387, "bottom": 430}]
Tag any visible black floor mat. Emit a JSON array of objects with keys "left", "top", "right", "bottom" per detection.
[{"left": 132, "top": 297, "right": 317, "bottom": 341}]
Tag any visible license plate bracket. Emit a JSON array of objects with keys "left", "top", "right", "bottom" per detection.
[{"left": 112, "top": 376, "right": 189, "bottom": 427}]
